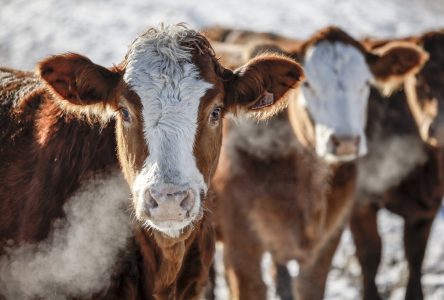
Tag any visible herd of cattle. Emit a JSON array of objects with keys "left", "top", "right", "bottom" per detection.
[{"left": 0, "top": 23, "right": 443, "bottom": 300}]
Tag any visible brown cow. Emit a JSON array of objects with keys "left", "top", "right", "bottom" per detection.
[
  {"left": 204, "top": 26, "right": 302, "bottom": 53},
  {"left": 205, "top": 26, "right": 304, "bottom": 72},
  {"left": 210, "top": 27, "right": 427, "bottom": 300},
  {"left": 351, "top": 30, "right": 444, "bottom": 300},
  {"left": 0, "top": 24, "right": 304, "bottom": 299}
]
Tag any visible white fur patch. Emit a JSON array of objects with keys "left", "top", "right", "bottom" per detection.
[
  {"left": 123, "top": 25, "right": 212, "bottom": 236},
  {"left": 299, "top": 41, "right": 372, "bottom": 161}
]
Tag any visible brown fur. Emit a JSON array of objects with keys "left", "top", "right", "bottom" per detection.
[
  {"left": 351, "top": 30, "right": 444, "bottom": 300},
  {"left": 0, "top": 68, "right": 118, "bottom": 246},
  {"left": 0, "top": 26, "right": 303, "bottom": 299},
  {"left": 204, "top": 26, "right": 303, "bottom": 53},
  {"left": 210, "top": 27, "right": 428, "bottom": 300},
  {"left": 211, "top": 110, "right": 356, "bottom": 300}
]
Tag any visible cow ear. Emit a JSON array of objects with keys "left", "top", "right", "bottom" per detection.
[
  {"left": 37, "top": 53, "right": 121, "bottom": 106},
  {"left": 224, "top": 54, "right": 304, "bottom": 120},
  {"left": 367, "top": 42, "right": 428, "bottom": 95}
]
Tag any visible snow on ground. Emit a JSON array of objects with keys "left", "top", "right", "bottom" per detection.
[
  {"left": 212, "top": 208, "right": 444, "bottom": 300},
  {"left": 327, "top": 209, "right": 444, "bottom": 300},
  {"left": 1, "top": 0, "right": 444, "bottom": 299}
]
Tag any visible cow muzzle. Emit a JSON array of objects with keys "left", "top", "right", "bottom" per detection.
[
  {"left": 327, "top": 134, "right": 361, "bottom": 161},
  {"left": 146, "top": 185, "right": 195, "bottom": 219},
  {"left": 427, "top": 117, "right": 444, "bottom": 147},
  {"left": 135, "top": 182, "right": 201, "bottom": 236}
]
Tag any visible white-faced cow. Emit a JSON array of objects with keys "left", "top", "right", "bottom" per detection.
[
  {"left": 0, "top": 24, "right": 304, "bottom": 299},
  {"left": 209, "top": 26, "right": 427, "bottom": 300},
  {"left": 352, "top": 30, "right": 444, "bottom": 300}
]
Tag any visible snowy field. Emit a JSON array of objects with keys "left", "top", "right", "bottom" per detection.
[{"left": 1, "top": 0, "right": 444, "bottom": 299}]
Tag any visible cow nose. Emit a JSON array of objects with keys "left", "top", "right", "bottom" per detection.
[
  {"left": 330, "top": 135, "right": 360, "bottom": 157},
  {"left": 146, "top": 186, "right": 195, "bottom": 218},
  {"left": 428, "top": 121, "right": 444, "bottom": 146}
]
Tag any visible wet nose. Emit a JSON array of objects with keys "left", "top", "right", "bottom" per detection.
[
  {"left": 146, "top": 186, "right": 195, "bottom": 218},
  {"left": 330, "top": 135, "right": 360, "bottom": 157},
  {"left": 428, "top": 121, "right": 444, "bottom": 146}
]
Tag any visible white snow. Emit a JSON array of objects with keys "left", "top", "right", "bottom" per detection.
[
  {"left": 327, "top": 210, "right": 444, "bottom": 300},
  {"left": 1, "top": 0, "right": 443, "bottom": 299},
  {"left": 1, "top": 0, "right": 444, "bottom": 70}
]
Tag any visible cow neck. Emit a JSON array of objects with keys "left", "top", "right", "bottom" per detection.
[{"left": 136, "top": 224, "right": 195, "bottom": 298}]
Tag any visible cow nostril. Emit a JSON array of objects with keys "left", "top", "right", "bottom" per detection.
[
  {"left": 147, "top": 197, "right": 158, "bottom": 210},
  {"left": 146, "top": 190, "right": 159, "bottom": 210},
  {"left": 331, "top": 135, "right": 340, "bottom": 147},
  {"left": 180, "top": 191, "right": 194, "bottom": 211}
]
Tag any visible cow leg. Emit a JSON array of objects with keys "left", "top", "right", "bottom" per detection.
[
  {"left": 203, "top": 262, "right": 216, "bottom": 300},
  {"left": 350, "top": 202, "right": 382, "bottom": 300},
  {"left": 294, "top": 228, "right": 343, "bottom": 300},
  {"left": 223, "top": 234, "right": 267, "bottom": 300},
  {"left": 275, "top": 262, "right": 293, "bottom": 300},
  {"left": 403, "top": 216, "right": 434, "bottom": 300}
]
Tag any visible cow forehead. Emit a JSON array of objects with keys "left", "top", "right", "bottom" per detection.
[
  {"left": 123, "top": 26, "right": 213, "bottom": 142},
  {"left": 304, "top": 41, "right": 372, "bottom": 91}
]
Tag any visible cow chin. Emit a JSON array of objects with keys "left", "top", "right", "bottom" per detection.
[
  {"left": 146, "top": 219, "right": 195, "bottom": 238},
  {"left": 323, "top": 152, "right": 359, "bottom": 164}
]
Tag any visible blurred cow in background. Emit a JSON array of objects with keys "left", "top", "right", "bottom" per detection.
[
  {"left": 352, "top": 30, "right": 444, "bottom": 300},
  {"left": 208, "top": 26, "right": 427, "bottom": 299}
]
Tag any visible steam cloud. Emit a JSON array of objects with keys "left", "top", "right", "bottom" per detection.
[
  {"left": 357, "top": 135, "right": 427, "bottom": 194},
  {"left": 0, "top": 170, "right": 133, "bottom": 299}
]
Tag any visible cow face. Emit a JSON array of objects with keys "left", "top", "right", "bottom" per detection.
[
  {"left": 37, "top": 24, "right": 304, "bottom": 237},
  {"left": 291, "top": 27, "right": 427, "bottom": 163},
  {"left": 299, "top": 41, "right": 372, "bottom": 162}
]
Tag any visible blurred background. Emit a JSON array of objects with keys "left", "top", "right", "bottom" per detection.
[{"left": 1, "top": 0, "right": 443, "bottom": 299}]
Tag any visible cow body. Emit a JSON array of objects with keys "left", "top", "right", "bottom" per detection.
[
  {"left": 0, "top": 68, "right": 118, "bottom": 245},
  {"left": 0, "top": 68, "right": 214, "bottom": 299},
  {"left": 352, "top": 31, "right": 444, "bottom": 300},
  {"left": 212, "top": 113, "right": 357, "bottom": 300}
]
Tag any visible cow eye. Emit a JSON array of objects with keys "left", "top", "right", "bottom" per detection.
[
  {"left": 209, "top": 106, "right": 222, "bottom": 124},
  {"left": 120, "top": 107, "right": 131, "bottom": 123}
]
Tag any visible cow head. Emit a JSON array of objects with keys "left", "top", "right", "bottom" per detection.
[
  {"left": 37, "top": 24, "right": 304, "bottom": 238},
  {"left": 402, "top": 31, "right": 444, "bottom": 147},
  {"left": 289, "top": 27, "right": 427, "bottom": 163}
]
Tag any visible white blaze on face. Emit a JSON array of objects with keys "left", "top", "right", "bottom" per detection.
[
  {"left": 123, "top": 25, "right": 212, "bottom": 236},
  {"left": 298, "top": 41, "right": 372, "bottom": 162}
]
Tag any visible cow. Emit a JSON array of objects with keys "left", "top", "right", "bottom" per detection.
[
  {"left": 0, "top": 24, "right": 304, "bottom": 299},
  {"left": 210, "top": 26, "right": 427, "bottom": 300},
  {"left": 205, "top": 26, "right": 303, "bottom": 55},
  {"left": 351, "top": 30, "right": 444, "bottom": 300}
]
